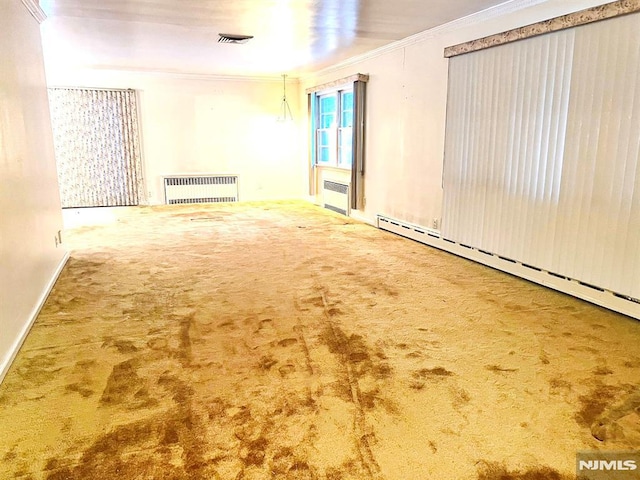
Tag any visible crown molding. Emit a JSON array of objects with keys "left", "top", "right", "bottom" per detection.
[
  {"left": 305, "top": 0, "right": 552, "bottom": 79},
  {"left": 20, "top": 0, "right": 47, "bottom": 23},
  {"left": 47, "top": 66, "right": 301, "bottom": 84},
  {"left": 123, "top": 69, "right": 298, "bottom": 83}
]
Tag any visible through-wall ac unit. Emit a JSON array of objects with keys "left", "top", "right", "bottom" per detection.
[{"left": 323, "top": 180, "right": 350, "bottom": 216}]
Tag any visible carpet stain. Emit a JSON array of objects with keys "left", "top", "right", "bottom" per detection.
[
  {"left": 102, "top": 337, "right": 139, "bottom": 353},
  {"left": 75, "top": 359, "right": 97, "bottom": 368},
  {"left": 485, "top": 364, "right": 518, "bottom": 373},
  {"left": 413, "top": 367, "right": 454, "bottom": 378},
  {"left": 409, "top": 367, "right": 456, "bottom": 392},
  {"left": 100, "top": 358, "right": 142, "bottom": 405},
  {"left": 549, "top": 378, "right": 573, "bottom": 391},
  {"left": 177, "top": 312, "right": 196, "bottom": 365},
  {"left": 3, "top": 449, "right": 17, "bottom": 462},
  {"left": 65, "top": 382, "right": 93, "bottom": 398},
  {"left": 320, "top": 326, "right": 392, "bottom": 383},
  {"left": 15, "top": 354, "right": 62, "bottom": 387},
  {"left": 477, "top": 462, "right": 573, "bottom": 480},
  {"left": 259, "top": 355, "right": 278, "bottom": 370},
  {"left": 593, "top": 366, "right": 614, "bottom": 376},
  {"left": 451, "top": 386, "right": 471, "bottom": 408},
  {"left": 44, "top": 416, "right": 203, "bottom": 480},
  {"left": 575, "top": 383, "right": 625, "bottom": 428},
  {"left": 590, "top": 389, "right": 640, "bottom": 442},
  {"left": 147, "top": 337, "right": 169, "bottom": 349},
  {"left": 278, "top": 338, "right": 298, "bottom": 347},
  {"left": 316, "top": 290, "right": 388, "bottom": 479}
]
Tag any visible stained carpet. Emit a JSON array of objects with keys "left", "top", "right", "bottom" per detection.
[{"left": 0, "top": 201, "right": 639, "bottom": 479}]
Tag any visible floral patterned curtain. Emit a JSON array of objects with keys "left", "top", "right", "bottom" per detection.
[{"left": 48, "top": 88, "right": 143, "bottom": 208}]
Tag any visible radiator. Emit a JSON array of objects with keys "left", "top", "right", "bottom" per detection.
[
  {"left": 163, "top": 175, "right": 238, "bottom": 205},
  {"left": 323, "top": 180, "right": 350, "bottom": 216}
]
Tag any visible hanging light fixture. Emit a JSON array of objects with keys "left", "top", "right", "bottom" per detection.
[{"left": 277, "top": 74, "right": 293, "bottom": 122}]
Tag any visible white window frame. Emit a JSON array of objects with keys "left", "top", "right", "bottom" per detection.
[{"left": 314, "top": 87, "right": 354, "bottom": 169}]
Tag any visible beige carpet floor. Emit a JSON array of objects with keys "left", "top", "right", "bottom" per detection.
[{"left": 0, "top": 201, "right": 639, "bottom": 480}]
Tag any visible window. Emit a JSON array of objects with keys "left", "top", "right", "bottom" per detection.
[
  {"left": 306, "top": 73, "right": 368, "bottom": 210},
  {"left": 48, "top": 88, "right": 143, "bottom": 208},
  {"left": 315, "top": 88, "right": 353, "bottom": 168}
]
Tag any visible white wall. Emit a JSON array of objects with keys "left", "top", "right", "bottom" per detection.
[
  {"left": 0, "top": 0, "right": 68, "bottom": 382},
  {"left": 45, "top": 69, "right": 306, "bottom": 205},
  {"left": 301, "top": 0, "right": 612, "bottom": 227}
]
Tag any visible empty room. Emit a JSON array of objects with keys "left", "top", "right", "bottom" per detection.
[{"left": 1, "top": 0, "right": 639, "bottom": 479}]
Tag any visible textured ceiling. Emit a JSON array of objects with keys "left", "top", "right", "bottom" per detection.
[{"left": 39, "top": 0, "right": 511, "bottom": 77}]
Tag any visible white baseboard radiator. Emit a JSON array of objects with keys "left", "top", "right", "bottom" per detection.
[
  {"left": 164, "top": 175, "right": 238, "bottom": 205},
  {"left": 323, "top": 180, "right": 350, "bottom": 216},
  {"left": 377, "top": 215, "right": 640, "bottom": 320}
]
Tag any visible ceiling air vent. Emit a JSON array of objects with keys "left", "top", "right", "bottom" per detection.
[{"left": 218, "top": 33, "right": 253, "bottom": 44}]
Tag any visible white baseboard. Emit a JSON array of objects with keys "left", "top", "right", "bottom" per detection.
[
  {"left": 0, "top": 251, "right": 70, "bottom": 385},
  {"left": 377, "top": 215, "right": 640, "bottom": 320},
  {"left": 349, "top": 209, "right": 376, "bottom": 227},
  {"left": 304, "top": 195, "right": 320, "bottom": 205}
]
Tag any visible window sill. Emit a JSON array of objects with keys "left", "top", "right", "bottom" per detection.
[{"left": 315, "top": 164, "right": 351, "bottom": 172}]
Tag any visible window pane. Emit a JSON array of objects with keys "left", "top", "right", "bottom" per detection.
[
  {"left": 341, "top": 112, "right": 353, "bottom": 128},
  {"left": 320, "top": 113, "right": 335, "bottom": 129},
  {"left": 318, "top": 146, "right": 331, "bottom": 164},
  {"left": 320, "top": 95, "right": 336, "bottom": 113},
  {"left": 338, "top": 128, "right": 353, "bottom": 168},
  {"left": 340, "top": 91, "right": 353, "bottom": 128},
  {"left": 340, "top": 127, "right": 352, "bottom": 148},
  {"left": 317, "top": 129, "right": 336, "bottom": 165},
  {"left": 318, "top": 129, "right": 330, "bottom": 147},
  {"left": 319, "top": 94, "right": 337, "bottom": 129},
  {"left": 339, "top": 147, "right": 353, "bottom": 168},
  {"left": 341, "top": 92, "right": 353, "bottom": 110},
  {"left": 316, "top": 94, "right": 339, "bottom": 166}
]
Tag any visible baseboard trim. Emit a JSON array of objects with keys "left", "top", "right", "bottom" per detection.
[
  {"left": 0, "top": 251, "right": 70, "bottom": 385},
  {"left": 377, "top": 215, "right": 640, "bottom": 320},
  {"left": 348, "top": 209, "right": 376, "bottom": 227}
]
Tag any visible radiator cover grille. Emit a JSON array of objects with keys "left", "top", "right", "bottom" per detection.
[
  {"left": 164, "top": 175, "right": 238, "bottom": 205},
  {"left": 322, "top": 180, "right": 350, "bottom": 216}
]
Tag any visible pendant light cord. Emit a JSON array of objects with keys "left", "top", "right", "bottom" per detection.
[{"left": 279, "top": 74, "right": 293, "bottom": 121}]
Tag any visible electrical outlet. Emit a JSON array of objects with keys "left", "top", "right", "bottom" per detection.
[
  {"left": 432, "top": 218, "right": 440, "bottom": 230},
  {"left": 57, "top": 230, "right": 62, "bottom": 244}
]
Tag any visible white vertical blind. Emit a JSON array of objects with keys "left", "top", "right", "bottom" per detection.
[
  {"left": 442, "top": 13, "right": 640, "bottom": 299},
  {"left": 555, "top": 13, "right": 640, "bottom": 295}
]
